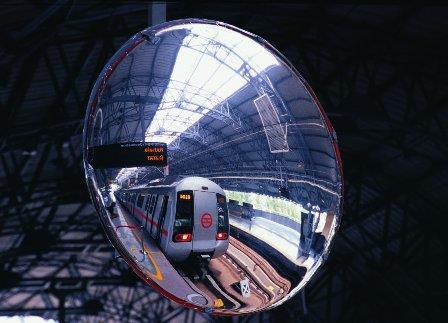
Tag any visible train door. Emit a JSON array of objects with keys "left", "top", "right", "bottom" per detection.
[
  {"left": 155, "top": 196, "right": 169, "bottom": 244},
  {"left": 130, "top": 193, "right": 136, "bottom": 216},
  {"left": 136, "top": 194, "right": 144, "bottom": 224},
  {"left": 141, "top": 194, "right": 150, "bottom": 228},
  {"left": 146, "top": 195, "right": 157, "bottom": 232},
  {"left": 143, "top": 194, "right": 150, "bottom": 214},
  {"left": 193, "top": 191, "right": 218, "bottom": 252}
]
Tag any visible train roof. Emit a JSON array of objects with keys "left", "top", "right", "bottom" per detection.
[
  {"left": 176, "top": 176, "right": 224, "bottom": 193},
  {"left": 120, "top": 176, "right": 225, "bottom": 194}
]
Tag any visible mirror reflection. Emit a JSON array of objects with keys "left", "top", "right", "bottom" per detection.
[{"left": 83, "top": 19, "right": 343, "bottom": 315}]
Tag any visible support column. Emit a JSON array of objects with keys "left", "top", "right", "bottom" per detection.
[{"left": 148, "top": 2, "right": 166, "bottom": 26}]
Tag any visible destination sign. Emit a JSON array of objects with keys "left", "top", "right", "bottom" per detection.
[
  {"left": 88, "top": 142, "right": 167, "bottom": 168},
  {"left": 179, "top": 193, "right": 192, "bottom": 200}
]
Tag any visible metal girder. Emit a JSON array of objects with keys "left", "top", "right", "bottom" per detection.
[{"left": 0, "top": 50, "right": 42, "bottom": 144}]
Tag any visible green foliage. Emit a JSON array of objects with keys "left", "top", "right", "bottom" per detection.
[{"left": 225, "top": 190, "right": 302, "bottom": 221}]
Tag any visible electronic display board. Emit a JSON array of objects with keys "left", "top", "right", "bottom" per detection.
[
  {"left": 179, "top": 193, "right": 192, "bottom": 200},
  {"left": 88, "top": 142, "right": 167, "bottom": 168}
]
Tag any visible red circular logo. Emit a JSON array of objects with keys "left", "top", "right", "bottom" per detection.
[{"left": 201, "top": 213, "right": 212, "bottom": 228}]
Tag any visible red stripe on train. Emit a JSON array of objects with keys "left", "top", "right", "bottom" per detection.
[{"left": 124, "top": 202, "right": 168, "bottom": 236}]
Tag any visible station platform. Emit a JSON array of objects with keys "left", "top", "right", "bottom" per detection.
[
  {"left": 229, "top": 214, "right": 302, "bottom": 265},
  {"left": 109, "top": 200, "right": 211, "bottom": 308}
]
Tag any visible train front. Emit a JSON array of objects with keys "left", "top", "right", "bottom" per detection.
[{"left": 170, "top": 177, "right": 230, "bottom": 263}]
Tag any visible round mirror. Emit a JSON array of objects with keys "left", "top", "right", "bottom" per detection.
[{"left": 83, "top": 19, "right": 343, "bottom": 315}]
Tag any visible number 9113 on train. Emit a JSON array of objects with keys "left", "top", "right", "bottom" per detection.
[{"left": 115, "top": 177, "right": 230, "bottom": 263}]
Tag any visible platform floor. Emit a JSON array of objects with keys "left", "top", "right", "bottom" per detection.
[{"left": 111, "top": 201, "right": 210, "bottom": 307}]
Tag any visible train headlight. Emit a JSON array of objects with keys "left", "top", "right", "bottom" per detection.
[
  {"left": 174, "top": 233, "right": 192, "bottom": 242},
  {"left": 216, "top": 232, "right": 228, "bottom": 240}
]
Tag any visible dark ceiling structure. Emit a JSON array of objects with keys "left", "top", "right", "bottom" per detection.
[{"left": 0, "top": 2, "right": 447, "bottom": 322}]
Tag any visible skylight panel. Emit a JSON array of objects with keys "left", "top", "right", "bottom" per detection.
[
  {"left": 218, "top": 74, "right": 247, "bottom": 100},
  {"left": 170, "top": 47, "right": 202, "bottom": 81},
  {"left": 254, "top": 93, "right": 290, "bottom": 153},
  {"left": 188, "top": 53, "right": 217, "bottom": 89},
  {"left": 146, "top": 22, "right": 279, "bottom": 146}
]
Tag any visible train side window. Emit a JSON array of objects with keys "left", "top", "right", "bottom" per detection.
[{"left": 136, "top": 194, "right": 144, "bottom": 208}]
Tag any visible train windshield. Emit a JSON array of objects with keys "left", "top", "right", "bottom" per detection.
[
  {"left": 216, "top": 193, "right": 229, "bottom": 240},
  {"left": 173, "top": 190, "right": 194, "bottom": 242}
]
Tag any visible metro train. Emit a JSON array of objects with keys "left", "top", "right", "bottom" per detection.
[
  {"left": 115, "top": 176, "right": 230, "bottom": 262},
  {"left": 228, "top": 199, "right": 254, "bottom": 220}
]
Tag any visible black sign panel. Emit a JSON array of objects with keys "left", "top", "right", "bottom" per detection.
[{"left": 88, "top": 142, "right": 167, "bottom": 168}]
